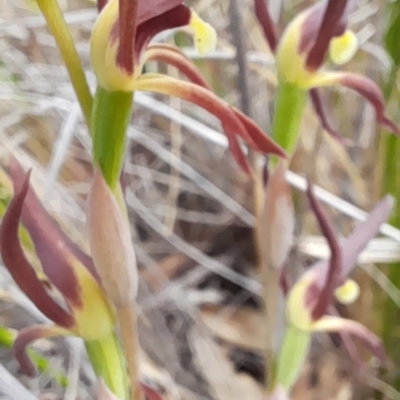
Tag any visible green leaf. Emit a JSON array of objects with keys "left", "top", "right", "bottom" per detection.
[{"left": 385, "top": 1, "right": 400, "bottom": 66}]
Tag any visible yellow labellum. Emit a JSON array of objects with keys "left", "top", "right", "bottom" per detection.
[
  {"left": 329, "top": 30, "right": 358, "bottom": 65},
  {"left": 189, "top": 11, "right": 217, "bottom": 57},
  {"left": 286, "top": 274, "right": 315, "bottom": 331},
  {"left": 334, "top": 279, "right": 360, "bottom": 305},
  {"left": 68, "top": 256, "right": 115, "bottom": 341}
]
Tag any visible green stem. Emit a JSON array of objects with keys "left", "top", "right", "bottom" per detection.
[
  {"left": 85, "top": 333, "right": 128, "bottom": 400},
  {"left": 92, "top": 87, "right": 133, "bottom": 189},
  {"left": 275, "top": 325, "right": 311, "bottom": 391},
  {"left": 36, "top": 0, "right": 92, "bottom": 128},
  {"left": 271, "top": 82, "right": 307, "bottom": 160},
  {"left": 378, "top": 66, "right": 400, "bottom": 391}
]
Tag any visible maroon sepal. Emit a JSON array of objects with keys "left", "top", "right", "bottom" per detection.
[
  {"left": 306, "top": 182, "right": 342, "bottom": 321},
  {"left": 8, "top": 158, "right": 100, "bottom": 306},
  {"left": 254, "top": 0, "right": 277, "bottom": 52},
  {"left": 0, "top": 171, "right": 74, "bottom": 328}
]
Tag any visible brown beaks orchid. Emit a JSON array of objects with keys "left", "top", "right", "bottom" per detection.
[
  {"left": 254, "top": 0, "right": 400, "bottom": 143},
  {"left": 90, "top": 0, "right": 285, "bottom": 173},
  {"left": 0, "top": 159, "right": 114, "bottom": 376},
  {"left": 275, "top": 185, "right": 393, "bottom": 390},
  {"left": 287, "top": 185, "right": 393, "bottom": 362}
]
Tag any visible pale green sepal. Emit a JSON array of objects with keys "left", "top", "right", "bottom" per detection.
[
  {"left": 271, "top": 82, "right": 307, "bottom": 161},
  {"left": 85, "top": 333, "right": 128, "bottom": 400},
  {"left": 275, "top": 325, "right": 311, "bottom": 390}
]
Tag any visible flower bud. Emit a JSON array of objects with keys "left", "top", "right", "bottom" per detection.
[{"left": 88, "top": 169, "right": 138, "bottom": 307}]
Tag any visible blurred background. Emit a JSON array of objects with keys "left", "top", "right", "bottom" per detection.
[{"left": 1, "top": 0, "right": 400, "bottom": 399}]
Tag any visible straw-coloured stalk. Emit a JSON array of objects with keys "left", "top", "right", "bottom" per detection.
[
  {"left": 257, "top": 161, "right": 294, "bottom": 390},
  {"left": 88, "top": 168, "right": 140, "bottom": 400}
]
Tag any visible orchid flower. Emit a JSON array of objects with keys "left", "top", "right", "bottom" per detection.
[
  {"left": 90, "top": 0, "right": 285, "bottom": 181},
  {"left": 275, "top": 184, "right": 393, "bottom": 390},
  {"left": 0, "top": 159, "right": 120, "bottom": 381},
  {"left": 254, "top": 0, "right": 400, "bottom": 154}
]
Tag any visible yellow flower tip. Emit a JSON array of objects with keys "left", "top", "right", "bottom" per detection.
[
  {"left": 275, "top": 13, "right": 314, "bottom": 86},
  {"left": 334, "top": 279, "right": 360, "bottom": 305},
  {"left": 90, "top": 0, "right": 137, "bottom": 92},
  {"left": 69, "top": 257, "right": 115, "bottom": 341},
  {"left": 329, "top": 30, "right": 358, "bottom": 66},
  {"left": 286, "top": 274, "right": 314, "bottom": 331},
  {"left": 189, "top": 11, "right": 217, "bottom": 57}
]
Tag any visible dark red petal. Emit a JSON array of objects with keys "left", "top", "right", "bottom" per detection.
[
  {"left": 305, "top": 0, "right": 348, "bottom": 70},
  {"left": 306, "top": 182, "right": 342, "bottom": 321},
  {"left": 144, "top": 44, "right": 212, "bottom": 89},
  {"left": 299, "top": 1, "right": 329, "bottom": 55},
  {"left": 314, "top": 316, "right": 385, "bottom": 366},
  {"left": 135, "top": 6, "right": 191, "bottom": 66},
  {"left": 234, "top": 110, "right": 286, "bottom": 157},
  {"left": 135, "top": 75, "right": 256, "bottom": 172},
  {"left": 254, "top": 0, "right": 277, "bottom": 52},
  {"left": 9, "top": 158, "right": 100, "bottom": 282},
  {"left": 97, "top": 0, "right": 108, "bottom": 12},
  {"left": 142, "top": 48, "right": 286, "bottom": 158},
  {"left": 13, "top": 325, "right": 70, "bottom": 376},
  {"left": 8, "top": 159, "right": 97, "bottom": 307},
  {"left": 0, "top": 172, "right": 74, "bottom": 328},
  {"left": 309, "top": 89, "right": 351, "bottom": 146},
  {"left": 137, "top": 0, "right": 185, "bottom": 25},
  {"left": 328, "top": 306, "right": 364, "bottom": 367},
  {"left": 117, "top": 0, "right": 139, "bottom": 73},
  {"left": 336, "top": 73, "right": 400, "bottom": 136},
  {"left": 307, "top": 196, "right": 393, "bottom": 297}
]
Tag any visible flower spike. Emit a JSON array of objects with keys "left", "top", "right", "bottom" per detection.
[
  {"left": 0, "top": 158, "right": 116, "bottom": 376},
  {"left": 91, "top": 0, "right": 284, "bottom": 172},
  {"left": 279, "top": 193, "right": 392, "bottom": 389},
  {"left": 257, "top": 0, "right": 400, "bottom": 152}
]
